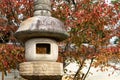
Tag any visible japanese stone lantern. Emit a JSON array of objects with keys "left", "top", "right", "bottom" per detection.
[{"left": 14, "top": 0, "right": 68, "bottom": 80}]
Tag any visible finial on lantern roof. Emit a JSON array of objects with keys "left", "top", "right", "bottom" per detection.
[{"left": 34, "top": 0, "right": 51, "bottom": 16}]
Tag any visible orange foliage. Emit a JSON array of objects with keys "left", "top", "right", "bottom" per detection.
[
  {"left": 0, "top": 0, "right": 33, "bottom": 73},
  {"left": 0, "top": 0, "right": 119, "bottom": 78},
  {"left": 52, "top": 0, "right": 120, "bottom": 68}
]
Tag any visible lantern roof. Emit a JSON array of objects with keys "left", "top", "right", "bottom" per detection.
[{"left": 14, "top": 16, "right": 69, "bottom": 43}]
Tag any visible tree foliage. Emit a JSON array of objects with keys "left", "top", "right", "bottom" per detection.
[
  {"left": 0, "top": 0, "right": 120, "bottom": 80},
  {"left": 52, "top": 0, "right": 120, "bottom": 79},
  {"left": 0, "top": 0, "right": 33, "bottom": 76}
]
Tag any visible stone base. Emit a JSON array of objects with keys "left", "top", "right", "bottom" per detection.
[{"left": 19, "top": 61, "right": 63, "bottom": 80}]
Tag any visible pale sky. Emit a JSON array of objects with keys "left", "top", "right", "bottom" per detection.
[{"left": 65, "top": 60, "right": 120, "bottom": 80}]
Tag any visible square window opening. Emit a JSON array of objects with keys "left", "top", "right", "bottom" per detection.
[{"left": 36, "top": 43, "right": 50, "bottom": 54}]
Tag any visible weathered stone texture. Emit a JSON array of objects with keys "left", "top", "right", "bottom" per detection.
[
  {"left": 19, "top": 61, "right": 63, "bottom": 80},
  {"left": 14, "top": 16, "right": 69, "bottom": 43}
]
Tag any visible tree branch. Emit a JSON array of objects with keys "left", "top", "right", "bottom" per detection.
[
  {"left": 73, "top": 57, "right": 86, "bottom": 80},
  {"left": 82, "top": 58, "right": 94, "bottom": 80}
]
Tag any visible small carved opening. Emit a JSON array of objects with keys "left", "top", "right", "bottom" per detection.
[{"left": 36, "top": 43, "right": 50, "bottom": 54}]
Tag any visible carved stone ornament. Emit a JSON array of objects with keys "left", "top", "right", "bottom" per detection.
[{"left": 14, "top": 0, "right": 68, "bottom": 80}]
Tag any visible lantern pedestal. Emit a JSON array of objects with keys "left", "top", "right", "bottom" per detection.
[{"left": 19, "top": 61, "right": 63, "bottom": 80}]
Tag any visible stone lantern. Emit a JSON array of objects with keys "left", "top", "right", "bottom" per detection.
[{"left": 14, "top": 0, "right": 69, "bottom": 80}]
